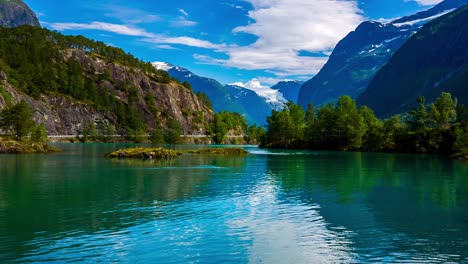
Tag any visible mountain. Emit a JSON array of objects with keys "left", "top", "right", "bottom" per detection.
[
  {"left": 225, "top": 84, "right": 274, "bottom": 126},
  {"left": 0, "top": 0, "right": 40, "bottom": 28},
  {"left": 0, "top": 26, "right": 213, "bottom": 135},
  {"left": 297, "top": 0, "right": 468, "bottom": 108},
  {"left": 271, "top": 81, "right": 303, "bottom": 103},
  {"left": 153, "top": 62, "right": 276, "bottom": 125},
  {"left": 357, "top": 5, "right": 468, "bottom": 117}
]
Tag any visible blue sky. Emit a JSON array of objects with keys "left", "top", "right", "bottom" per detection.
[{"left": 26, "top": 0, "right": 441, "bottom": 86}]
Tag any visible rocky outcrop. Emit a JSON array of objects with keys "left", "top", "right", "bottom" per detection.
[
  {"left": 0, "top": 49, "right": 214, "bottom": 135},
  {"left": 0, "top": 0, "right": 40, "bottom": 28}
]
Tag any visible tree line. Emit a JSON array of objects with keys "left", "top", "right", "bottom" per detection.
[{"left": 261, "top": 92, "right": 467, "bottom": 158}]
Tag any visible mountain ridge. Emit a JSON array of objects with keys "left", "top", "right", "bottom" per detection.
[
  {"left": 0, "top": 0, "right": 39, "bottom": 28},
  {"left": 297, "top": 0, "right": 468, "bottom": 109},
  {"left": 357, "top": 5, "right": 468, "bottom": 117}
]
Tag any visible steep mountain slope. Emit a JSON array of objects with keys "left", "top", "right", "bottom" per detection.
[
  {"left": 271, "top": 81, "right": 303, "bottom": 103},
  {"left": 0, "top": 0, "right": 39, "bottom": 28},
  {"left": 225, "top": 84, "right": 274, "bottom": 125},
  {"left": 357, "top": 5, "right": 468, "bottom": 117},
  {"left": 0, "top": 26, "right": 213, "bottom": 135},
  {"left": 154, "top": 63, "right": 275, "bottom": 125},
  {"left": 297, "top": 0, "right": 468, "bottom": 108}
]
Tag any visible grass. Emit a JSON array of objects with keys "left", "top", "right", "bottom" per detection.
[
  {"left": 105, "top": 147, "right": 249, "bottom": 160},
  {"left": 0, "top": 138, "right": 61, "bottom": 154},
  {"left": 184, "top": 148, "right": 249, "bottom": 155},
  {"left": 105, "top": 147, "right": 181, "bottom": 160}
]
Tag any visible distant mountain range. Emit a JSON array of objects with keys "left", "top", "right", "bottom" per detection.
[
  {"left": 0, "top": 0, "right": 39, "bottom": 28},
  {"left": 153, "top": 62, "right": 302, "bottom": 125},
  {"left": 357, "top": 4, "right": 468, "bottom": 117},
  {"left": 298, "top": 0, "right": 468, "bottom": 109}
]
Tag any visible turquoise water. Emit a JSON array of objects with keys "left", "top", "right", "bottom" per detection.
[{"left": 0, "top": 144, "right": 467, "bottom": 263}]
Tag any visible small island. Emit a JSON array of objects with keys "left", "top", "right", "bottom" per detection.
[
  {"left": 0, "top": 138, "right": 60, "bottom": 154},
  {"left": 185, "top": 148, "right": 248, "bottom": 155},
  {"left": 0, "top": 100, "right": 60, "bottom": 154},
  {"left": 105, "top": 147, "right": 249, "bottom": 160},
  {"left": 105, "top": 147, "right": 181, "bottom": 159}
]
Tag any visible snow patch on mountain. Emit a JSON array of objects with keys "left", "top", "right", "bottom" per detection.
[
  {"left": 151, "top": 61, "right": 174, "bottom": 71},
  {"left": 393, "top": 8, "right": 455, "bottom": 27},
  {"left": 231, "top": 79, "right": 287, "bottom": 109}
]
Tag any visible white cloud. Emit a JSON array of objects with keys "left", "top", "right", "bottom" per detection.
[
  {"left": 47, "top": 21, "right": 154, "bottom": 37},
  {"left": 178, "top": 8, "right": 189, "bottom": 17},
  {"left": 103, "top": 4, "right": 161, "bottom": 24},
  {"left": 195, "top": 0, "right": 364, "bottom": 77},
  {"left": 405, "top": 0, "right": 443, "bottom": 6},
  {"left": 170, "top": 16, "right": 197, "bottom": 27},
  {"left": 47, "top": 21, "right": 224, "bottom": 50},
  {"left": 144, "top": 36, "right": 226, "bottom": 50}
]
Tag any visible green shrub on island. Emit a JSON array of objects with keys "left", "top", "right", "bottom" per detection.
[
  {"left": 185, "top": 148, "right": 248, "bottom": 155},
  {"left": 0, "top": 139, "right": 60, "bottom": 154},
  {"left": 105, "top": 147, "right": 181, "bottom": 160}
]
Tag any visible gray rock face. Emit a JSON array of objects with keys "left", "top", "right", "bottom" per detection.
[{"left": 0, "top": 0, "right": 40, "bottom": 28}]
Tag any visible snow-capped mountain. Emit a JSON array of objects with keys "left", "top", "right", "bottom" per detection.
[
  {"left": 230, "top": 79, "right": 286, "bottom": 110},
  {"left": 152, "top": 61, "right": 174, "bottom": 71},
  {"left": 357, "top": 5, "right": 468, "bottom": 117},
  {"left": 298, "top": 0, "right": 468, "bottom": 108},
  {"left": 152, "top": 62, "right": 282, "bottom": 125}
]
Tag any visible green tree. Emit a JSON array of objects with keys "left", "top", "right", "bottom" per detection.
[
  {"left": 0, "top": 100, "right": 35, "bottom": 141},
  {"left": 409, "top": 96, "right": 429, "bottom": 131},
  {"left": 165, "top": 119, "right": 182, "bottom": 148},
  {"left": 150, "top": 129, "right": 164, "bottom": 144},
  {"left": 31, "top": 124, "right": 48, "bottom": 142},
  {"left": 430, "top": 92, "right": 457, "bottom": 129}
]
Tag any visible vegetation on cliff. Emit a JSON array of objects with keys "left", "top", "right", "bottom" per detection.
[
  {"left": 0, "top": 26, "right": 213, "bottom": 136},
  {"left": 261, "top": 92, "right": 468, "bottom": 159}
]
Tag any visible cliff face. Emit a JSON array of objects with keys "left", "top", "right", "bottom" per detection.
[
  {"left": 0, "top": 48, "right": 213, "bottom": 135},
  {"left": 0, "top": 0, "right": 40, "bottom": 28}
]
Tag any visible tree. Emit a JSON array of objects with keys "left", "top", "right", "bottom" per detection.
[
  {"left": 263, "top": 101, "right": 305, "bottom": 148},
  {"left": 409, "top": 96, "right": 429, "bottom": 131},
  {"left": 165, "top": 119, "right": 182, "bottom": 148},
  {"left": 430, "top": 92, "right": 457, "bottom": 129},
  {"left": 0, "top": 100, "right": 35, "bottom": 141},
  {"left": 31, "top": 124, "right": 48, "bottom": 142},
  {"left": 150, "top": 129, "right": 164, "bottom": 144}
]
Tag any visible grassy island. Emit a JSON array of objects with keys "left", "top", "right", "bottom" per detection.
[
  {"left": 185, "top": 148, "right": 248, "bottom": 155},
  {"left": 105, "top": 147, "right": 249, "bottom": 160},
  {"left": 0, "top": 139, "right": 60, "bottom": 154},
  {"left": 105, "top": 147, "right": 181, "bottom": 159}
]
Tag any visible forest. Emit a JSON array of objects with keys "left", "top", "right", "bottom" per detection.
[{"left": 261, "top": 92, "right": 468, "bottom": 159}]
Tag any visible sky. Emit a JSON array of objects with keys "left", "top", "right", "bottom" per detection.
[{"left": 26, "top": 0, "right": 442, "bottom": 87}]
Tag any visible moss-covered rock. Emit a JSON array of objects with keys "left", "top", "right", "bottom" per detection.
[
  {"left": 105, "top": 147, "right": 181, "bottom": 160},
  {"left": 0, "top": 139, "right": 60, "bottom": 154},
  {"left": 185, "top": 148, "right": 248, "bottom": 155}
]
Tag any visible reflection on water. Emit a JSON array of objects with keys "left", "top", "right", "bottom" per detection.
[{"left": 0, "top": 144, "right": 467, "bottom": 263}]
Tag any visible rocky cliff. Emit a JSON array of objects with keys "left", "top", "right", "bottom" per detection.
[
  {"left": 0, "top": 0, "right": 39, "bottom": 28},
  {"left": 0, "top": 27, "right": 213, "bottom": 135}
]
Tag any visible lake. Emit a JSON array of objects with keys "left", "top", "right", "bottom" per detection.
[{"left": 0, "top": 144, "right": 467, "bottom": 263}]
